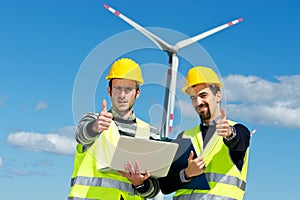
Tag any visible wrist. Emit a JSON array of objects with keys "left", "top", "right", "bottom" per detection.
[
  {"left": 227, "top": 126, "right": 233, "bottom": 137},
  {"left": 86, "top": 121, "right": 100, "bottom": 137},
  {"left": 184, "top": 168, "right": 192, "bottom": 179},
  {"left": 91, "top": 120, "right": 102, "bottom": 135},
  {"left": 180, "top": 169, "right": 192, "bottom": 183},
  {"left": 133, "top": 182, "right": 144, "bottom": 189},
  {"left": 225, "top": 126, "right": 236, "bottom": 140}
]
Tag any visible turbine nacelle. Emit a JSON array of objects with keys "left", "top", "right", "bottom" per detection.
[{"left": 164, "top": 46, "right": 179, "bottom": 54}]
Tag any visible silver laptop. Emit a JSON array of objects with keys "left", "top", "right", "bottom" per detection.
[{"left": 98, "top": 136, "right": 178, "bottom": 178}]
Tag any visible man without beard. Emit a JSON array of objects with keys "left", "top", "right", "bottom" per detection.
[{"left": 68, "top": 58, "right": 160, "bottom": 200}]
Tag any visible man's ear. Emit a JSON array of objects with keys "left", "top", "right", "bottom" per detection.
[
  {"left": 216, "top": 91, "right": 222, "bottom": 103},
  {"left": 107, "top": 86, "right": 112, "bottom": 96},
  {"left": 135, "top": 88, "right": 141, "bottom": 99}
]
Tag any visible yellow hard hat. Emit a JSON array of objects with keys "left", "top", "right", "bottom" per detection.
[
  {"left": 182, "top": 66, "right": 222, "bottom": 93},
  {"left": 106, "top": 58, "right": 144, "bottom": 84}
]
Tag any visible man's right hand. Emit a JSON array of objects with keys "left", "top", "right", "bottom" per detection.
[{"left": 92, "top": 99, "right": 113, "bottom": 134}]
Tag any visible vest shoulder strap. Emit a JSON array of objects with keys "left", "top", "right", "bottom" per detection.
[
  {"left": 135, "top": 117, "right": 150, "bottom": 139},
  {"left": 183, "top": 125, "right": 200, "bottom": 137}
]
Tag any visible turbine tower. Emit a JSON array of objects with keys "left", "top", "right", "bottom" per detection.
[{"left": 103, "top": 4, "right": 243, "bottom": 138}]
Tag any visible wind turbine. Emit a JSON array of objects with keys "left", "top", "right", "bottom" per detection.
[{"left": 103, "top": 4, "right": 243, "bottom": 138}]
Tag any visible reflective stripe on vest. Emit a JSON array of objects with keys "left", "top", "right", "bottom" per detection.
[
  {"left": 173, "top": 193, "right": 236, "bottom": 200},
  {"left": 71, "top": 176, "right": 135, "bottom": 194},
  {"left": 205, "top": 172, "right": 246, "bottom": 191},
  {"left": 68, "top": 197, "right": 98, "bottom": 200}
]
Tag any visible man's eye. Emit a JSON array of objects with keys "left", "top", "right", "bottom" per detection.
[{"left": 125, "top": 88, "right": 134, "bottom": 93}]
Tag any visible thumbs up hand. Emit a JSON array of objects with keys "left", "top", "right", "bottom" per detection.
[
  {"left": 216, "top": 108, "right": 233, "bottom": 138},
  {"left": 92, "top": 99, "right": 113, "bottom": 134}
]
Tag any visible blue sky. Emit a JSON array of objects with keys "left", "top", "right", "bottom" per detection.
[{"left": 1, "top": 0, "right": 299, "bottom": 199}]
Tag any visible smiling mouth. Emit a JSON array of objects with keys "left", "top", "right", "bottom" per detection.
[{"left": 198, "top": 105, "right": 207, "bottom": 112}]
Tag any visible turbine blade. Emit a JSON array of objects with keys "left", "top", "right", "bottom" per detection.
[
  {"left": 251, "top": 128, "right": 257, "bottom": 137},
  {"left": 176, "top": 18, "right": 244, "bottom": 49},
  {"left": 103, "top": 4, "right": 174, "bottom": 52}
]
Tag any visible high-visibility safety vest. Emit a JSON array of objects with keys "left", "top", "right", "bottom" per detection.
[
  {"left": 173, "top": 120, "right": 249, "bottom": 200},
  {"left": 68, "top": 118, "right": 150, "bottom": 200}
]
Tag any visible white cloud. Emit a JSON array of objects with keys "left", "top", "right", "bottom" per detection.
[
  {"left": 0, "top": 157, "right": 3, "bottom": 167},
  {"left": 177, "top": 74, "right": 300, "bottom": 129},
  {"left": 223, "top": 74, "right": 300, "bottom": 104},
  {"left": 227, "top": 101, "right": 300, "bottom": 128},
  {"left": 35, "top": 101, "right": 48, "bottom": 110},
  {"left": 223, "top": 74, "right": 300, "bottom": 128},
  {"left": 7, "top": 126, "right": 77, "bottom": 155},
  {"left": 7, "top": 169, "right": 51, "bottom": 177}
]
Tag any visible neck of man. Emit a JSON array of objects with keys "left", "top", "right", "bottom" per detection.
[
  {"left": 111, "top": 107, "right": 134, "bottom": 120},
  {"left": 118, "top": 111, "right": 132, "bottom": 120}
]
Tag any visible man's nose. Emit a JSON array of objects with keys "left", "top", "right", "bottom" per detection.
[
  {"left": 119, "top": 90, "right": 126, "bottom": 97},
  {"left": 196, "top": 96, "right": 203, "bottom": 105}
]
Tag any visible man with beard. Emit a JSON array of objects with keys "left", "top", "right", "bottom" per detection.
[
  {"left": 159, "top": 66, "right": 251, "bottom": 200},
  {"left": 68, "top": 58, "right": 160, "bottom": 200}
]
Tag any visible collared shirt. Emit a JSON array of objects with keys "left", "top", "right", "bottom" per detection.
[
  {"left": 201, "top": 115, "right": 222, "bottom": 126},
  {"left": 201, "top": 115, "right": 222, "bottom": 149}
]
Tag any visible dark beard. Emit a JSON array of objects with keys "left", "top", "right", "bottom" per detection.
[
  {"left": 200, "top": 111, "right": 211, "bottom": 121},
  {"left": 196, "top": 103, "right": 211, "bottom": 121}
]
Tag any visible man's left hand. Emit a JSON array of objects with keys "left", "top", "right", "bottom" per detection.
[
  {"left": 118, "top": 161, "right": 150, "bottom": 186},
  {"left": 216, "top": 108, "right": 233, "bottom": 138}
]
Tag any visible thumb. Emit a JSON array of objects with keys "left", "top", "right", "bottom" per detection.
[
  {"left": 102, "top": 99, "right": 107, "bottom": 112},
  {"left": 188, "top": 150, "right": 194, "bottom": 162},
  {"left": 221, "top": 108, "right": 226, "bottom": 120}
]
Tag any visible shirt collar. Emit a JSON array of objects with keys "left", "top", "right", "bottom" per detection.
[{"left": 201, "top": 115, "right": 222, "bottom": 126}]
